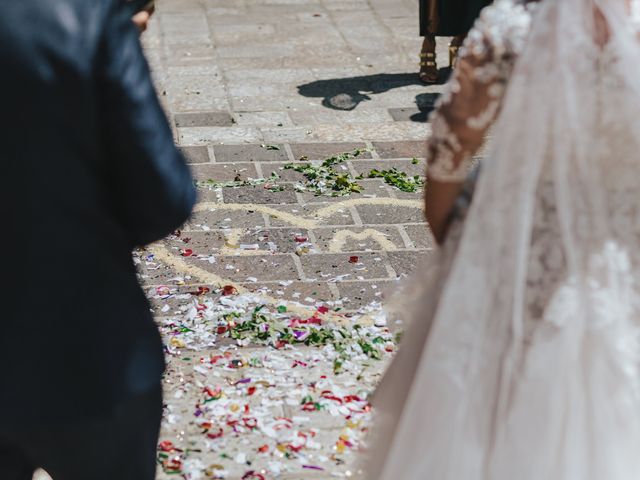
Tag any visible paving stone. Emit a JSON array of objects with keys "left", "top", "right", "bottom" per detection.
[
  {"left": 388, "top": 106, "right": 431, "bottom": 122},
  {"left": 210, "top": 24, "right": 278, "bottom": 45},
  {"left": 170, "top": 95, "right": 231, "bottom": 113},
  {"left": 358, "top": 89, "right": 432, "bottom": 109},
  {"left": 289, "top": 142, "right": 370, "bottom": 161},
  {"left": 170, "top": 94, "right": 229, "bottom": 112},
  {"left": 225, "top": 68, "right": 315, "bottom": 84},
  {"left": 167, "top": 64, "right": 220, "bottom": 76},
  {"left": 191, "top": 254, "right": 300, "bottom": 283},
  {"left": 306, "top": 122, "right": 428, "bottom": 142},
  {"left": 165, "top": 231, "right": 225, "bottom": 253},
  {"left": 163, "top": 34, "right": 212, "bottom": 48},
  {"left": 349, "top": 158, "right": 426, "bottom": 177},
  {"left": 313, "top": 226, "right": 404, "bottom": 252},
  {"left": 178, "top": 126, "right": 263, "bottom": 145},
  {"left": 348, "top": 178, "right": 393, "bottom": 198},
  {"left": 391, "top": 188, "right": 426, "bottom": 200},
  {"left": 184, "top": 208, "right": 267, "bottom": 231},
  {"left": 136, "top": 253, "right": 197, "bottom": 285},
  {"left": 238, "top": 281, "right": 335, "bottom": 305},
  {"left": 193, "top": 186, "right": 223, "bottom": 203},
  {"left": 298, "top": 180, "right": 394, "bottom": 204},
  {"left": 310, "top": 66, "right": 367, "bottom": 79},
  {"left": 288, "top": 107, "right": 394, "bottom": 126},
  {"left": 160, "top": 19, "right": 209, "bottom": 37},
  {"left": 386, "top": 249, "right": 432, "bottom": 277},
  {"left": 335, "top": 280, "right": 395, "bottom": 308},
  {"left": 222, "top": 184, "right": 299, "bottom": 204},
  {"left": 204, "top": 12, "right": 281, "bottom": 25},
  {"left": 228, "top": 82, "right": 301, "bottom": 97},
  {"left": 190, "top": 162, "right": 259, "bottom": 182},
  {"left": 174, "top": 111, "right": 235, "bottom": 127},
  {"left": 267, "top": 204, "right": 357, "bottom": 227},
  {"left": 235, "top": 111, "right": 294, "bottom": 127},
  {"left": 260, "top": 126, "right": 315, "bottom": 143},
  {"left": 371, "top": 140, "right": 428, "bottom": 159},
  {"left": 356, "top": 203, "right": 424, "bottom": 225},
  {"left": 259, "top": 161, "right": 389, "bottom": 188},
  {"left": 297, "top": 190, "right": 370, "bottom": 204},
  {"left": 216, "top": 44, "right": 296, "bottom": 59},
  {"left": 166, "top": 227, "right": 314, "bottom": 257},
  {"left": 402, "top": 224, "right": 435, "bottom": 250},
  {"left": 299, "top": 252, "right": 391, "bottom": 281},
  {"left": 167, "top": 75, "right": 227, "bottom": 98},
  {"left": 259, "top": 162, "right": 305, "bottom": 182},
  {"left": 231, "top": 95, "right": 325, "bottom": 111},
  {"left": 202, "top": 6, "right": 247, "bottom": 16},
  {"left": 147, "top": 284, "right": 224, "bottom": 312},
  {"left": 178, "top": 146, "right": 210, "bottom": 164},
  {"left": 212, "top": 144, "right": 289, "bottom": 163},
  {"left": 229, "top": 227, "right": 314, "bottom": 254}
]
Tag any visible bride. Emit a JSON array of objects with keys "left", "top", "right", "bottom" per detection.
[{"left": 365, "top": 0, "right": 640, "bottom": 478}]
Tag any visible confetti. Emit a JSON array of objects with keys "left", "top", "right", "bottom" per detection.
[{"left": 149, "top": 287, "right": 394, "bottom": 478}]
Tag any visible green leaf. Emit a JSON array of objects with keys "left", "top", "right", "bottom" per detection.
[
  {"left": 364, "top": 167, "right": 424, "bottom": 192},
  {"left": 333, "top": 359, "right": 343, "bottom": 374},
  {"left": 280, "top": 149, "right": 368, "bottom": 197}
]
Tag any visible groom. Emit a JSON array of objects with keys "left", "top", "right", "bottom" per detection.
[{"left": 0, "top": 1, "right": 195, "bottom": 479}]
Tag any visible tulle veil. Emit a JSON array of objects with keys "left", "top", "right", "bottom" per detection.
[{"left": 365, "top": 0, "right": 640, "bottom": 478}]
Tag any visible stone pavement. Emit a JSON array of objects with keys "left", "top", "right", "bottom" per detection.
[
  {"left": 34, "top": 1, "right": 453, "bottom": 479},
  {"left": 137, "top": 0, "right": 451, "bottom": 310}
]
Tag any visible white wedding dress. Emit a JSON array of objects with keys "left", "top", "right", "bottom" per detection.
[{"left": 364, "top": 0, "right": 640, "bottom": 478}]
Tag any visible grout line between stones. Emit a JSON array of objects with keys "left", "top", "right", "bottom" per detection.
[
  {"left": 253, "top": 161, "right": 265, "bottom": 178},
  {"left": 306, "top": 229, "right": 320, "bottom": 252},
  {"left": 383, "top": 257, "right": 398, "bottom": 279},
  {"left": 207, "top": 145, "right": 216, "bottom": 163},
  {"left": 348, "top": 206, "right": 363, "bottom": 227},
  {"left": 346, "top": 160, "right": 359, "bottom": 179},
  {"left": 294, "top": 191, "right": 306, "bottom": 204},
  {"left": 291, "top": 254, "right": 307, "bottom": 282},
  {"left": 283, "top": 143, "right": 296, "bottom": 162},
  {"left": 397, "top": 225, "right": 415, "bottom": 249},
  {"left": 365, "top": 140, "right": 380, "bottom": 160},
  {"left": 328, "top": 283, "right": 341, "bottom": 300}
]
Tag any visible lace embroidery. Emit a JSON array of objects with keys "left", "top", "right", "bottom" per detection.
[
  {"left": 427, "top": 0, "right": 533, "bottom": 182},
  {"left": 427, "top": 117, "right": 466, "bottom": 182},
  {"left": 467, "top": 99, "right": 500, "bottom": 130}
]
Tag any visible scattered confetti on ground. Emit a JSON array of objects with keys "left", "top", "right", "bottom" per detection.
[{"left": 148, "top": 287, "right": 396, "bottom": 479}]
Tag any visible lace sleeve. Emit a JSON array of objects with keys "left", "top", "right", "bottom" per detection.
[{"left": 427, "top": 1, "right": 532, "bottom": 182}]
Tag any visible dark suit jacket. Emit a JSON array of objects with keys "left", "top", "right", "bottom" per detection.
[
  {"left": 420, "top": 0, "right": 492, "bottom": 36},
  {"left": 0, "top": 0, "right": 196, "bottom": 428}
]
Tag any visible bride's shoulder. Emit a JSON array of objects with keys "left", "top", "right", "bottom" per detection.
[{"left": 464, "top": 0, "right": 535, "bottom": 59}]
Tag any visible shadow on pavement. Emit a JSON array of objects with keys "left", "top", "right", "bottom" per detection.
[
  {"left": 297, "top": 71, "right": 449, "bottom": 122},
  {"left": 412, "top": 92, "right": 441, "bottom": 121}
]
